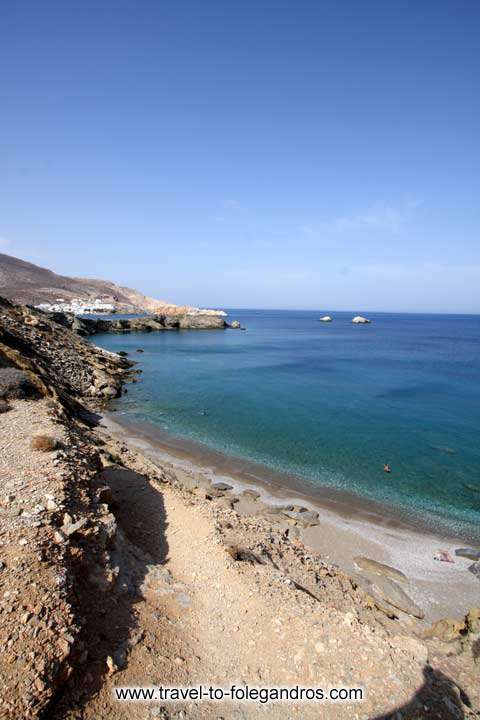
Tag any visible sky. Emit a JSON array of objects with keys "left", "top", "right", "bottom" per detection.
[{"left": 1, "top": 0, "right": 479, "bottom": 313}]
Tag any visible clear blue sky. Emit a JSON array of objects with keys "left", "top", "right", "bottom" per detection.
[{"left": 1, "top": 1, "right": 479, "bottom": 312}]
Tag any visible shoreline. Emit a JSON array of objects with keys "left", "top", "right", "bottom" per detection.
[{"left": 102, "top": 411, "right": 480, "bottom": 623}]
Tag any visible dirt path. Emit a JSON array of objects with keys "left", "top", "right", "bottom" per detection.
[{"left": 54, "top": 457, "right": 471, "bottom": 720}]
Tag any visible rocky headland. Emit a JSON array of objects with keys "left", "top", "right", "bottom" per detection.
[
  {"left": 0, "top": 251, "right": 227, "bottom": 318},
  {"left": 0, "top": 296, "right": 479, "bottom": 719},
  {"left": 52, "top": 311, "right": 228, "bottom": 337}
]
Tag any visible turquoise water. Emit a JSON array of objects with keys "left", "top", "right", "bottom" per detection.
[{"left": 94, "top": 310, "right": 480, "bottom": 540}]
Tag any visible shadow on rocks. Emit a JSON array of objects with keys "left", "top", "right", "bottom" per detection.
[
  {"left": 373, "top": 665, "right": 472, "bottom": 719},
  {"left": 0, "top": 366, "right": 40, "bottom": 400},
  {"left": 49, "top": 466, "right": 169, "bottom": 719}
]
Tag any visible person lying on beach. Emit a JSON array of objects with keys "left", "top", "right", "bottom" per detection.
[{"left": 434, "top": 549, "right": 455, "bottom": 563}]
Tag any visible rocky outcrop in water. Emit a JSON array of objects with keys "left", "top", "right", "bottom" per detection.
[{"left": 51, "top": 312, "right": 228, "bottom": 336}]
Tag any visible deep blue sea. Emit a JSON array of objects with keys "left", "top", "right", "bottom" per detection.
[{"left": 93, "top": 310, "right": 480, "bottom": 540}]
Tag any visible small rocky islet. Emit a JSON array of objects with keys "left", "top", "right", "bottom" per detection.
[{"left": 318, "top": 314, "right": 372, "bottom": 323}]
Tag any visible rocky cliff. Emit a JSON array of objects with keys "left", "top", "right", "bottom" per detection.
[
  {"left": 0, "top": 297, "right": 136, "bottom": 402},
  {"left": 54, "top": 312, "right": 228, "bottom": 336}
]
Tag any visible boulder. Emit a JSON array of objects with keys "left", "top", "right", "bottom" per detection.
[
  {"left": 264, "top": 505, "right": 295, "bottom": 516},
  {"left": 242, "top": 489, "right": 261, "bottom": 500},
  {"left": 98, "top": 513, "right": 117, "bottom": 548},
  {"left": 98, "top": 486, "right": 114, "bottom": 505},
  {"left": 468, "top": 562, "right": 480, "bottom": 581},
  {"left": 352, "top": 316, "right": 371, "bottom": 324},
  {"left": 190, "top": 487, "right": 206, "bottom": 501},
  {"left": 359, "top": 573, "right": 424, "bottom": 619},
  {"left": 215, "top": 496, "right": 234, "bottom": 510},
  {"left": 100, "top": 385, "right": 120, "bottom": 399},
  {"left": 455, "top": 548, "right": 480, "bottom": 562},
  {"left": 424, "top": 617, "right": 466, "bottom": 642},
  {"left": 23, "top": 314, "right": 37, "bottom": 326},
  {"left": 61, "top": 517, "right": 88, "bottom": 537},
  {"left": 176, "top": 472, "right": 202, "bottom": 492},
  {"left": 354, "top": 556, "right": 408, "bottom": 584},
  {"left": 230, "top": 320, "right": 241, "bottom": 329},
  {"left": 284, "top": 526, "right": 302, "bottom": 540},
  {"left": 212, "top": 481, "right": 234, "bottom": 491},
  {"left": 281, "top": 509, "right": 319, "bottom": 527}
]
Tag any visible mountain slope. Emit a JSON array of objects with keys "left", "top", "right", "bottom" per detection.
[{"left": 0, "top": 252, "right": 224, "bottom": 316}]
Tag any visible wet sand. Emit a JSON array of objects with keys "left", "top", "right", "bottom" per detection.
[{"left": 102, "top": 412, "right": 480, "bottom": 622}]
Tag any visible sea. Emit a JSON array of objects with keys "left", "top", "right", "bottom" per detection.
[{"left": 92, "top": 310, "right": 480, "bottom": 542}]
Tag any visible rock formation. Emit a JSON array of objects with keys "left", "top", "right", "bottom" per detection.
[
  {"left": 352, "top": 315, "right": 372, "bottom": 323},
  {"left": 50, "top": 312, "right": 227, "bottom": 336}
]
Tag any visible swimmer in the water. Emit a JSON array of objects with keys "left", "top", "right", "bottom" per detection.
[{"left": 384, "top": 464, "right": 391, "bottom": 473}]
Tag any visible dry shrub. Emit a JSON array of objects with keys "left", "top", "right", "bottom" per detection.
[
  {"left": 0, "top": 400, "right": 11, "bottom": 414},
  {"left": 30, "top": 435, "right": 58, "bottom": 452},
  {"left": 0, "top": 368, "right": 38, "bottom": 400}
]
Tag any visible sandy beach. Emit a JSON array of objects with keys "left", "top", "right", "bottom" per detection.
[{"left": 103, "top": 412, "right": 480, "bottom": 624}]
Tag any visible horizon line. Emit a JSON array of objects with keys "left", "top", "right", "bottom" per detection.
[{"left": 220, "top": 306, "right": 480, "bottom": 316}]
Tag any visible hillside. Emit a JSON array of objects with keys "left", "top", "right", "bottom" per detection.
[{"left": 0, "top": 252, "right": 225, "bottom": 316}]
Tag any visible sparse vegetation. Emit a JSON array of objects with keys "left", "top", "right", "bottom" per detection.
[
  {"left": 0, "top": 367, "right": 37, "bottom": 400},
  {"left": 107, "top": 451, "right": 124, "bottom": 466},
  {"left": 30, "top": 434, "right": 58, "bottom": 452}
]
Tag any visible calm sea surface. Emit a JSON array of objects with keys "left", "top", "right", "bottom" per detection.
[{"left": 93, "top": 310, "right": 480, "bottom": 540}]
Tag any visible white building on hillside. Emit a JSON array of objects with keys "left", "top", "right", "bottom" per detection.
[{"left": 35, "top": 298, "right": 115, "bottom": 315}]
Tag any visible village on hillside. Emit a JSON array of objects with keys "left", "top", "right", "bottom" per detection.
[{"left": 35, "top": 297, "right": 116, "bottom": 315}]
